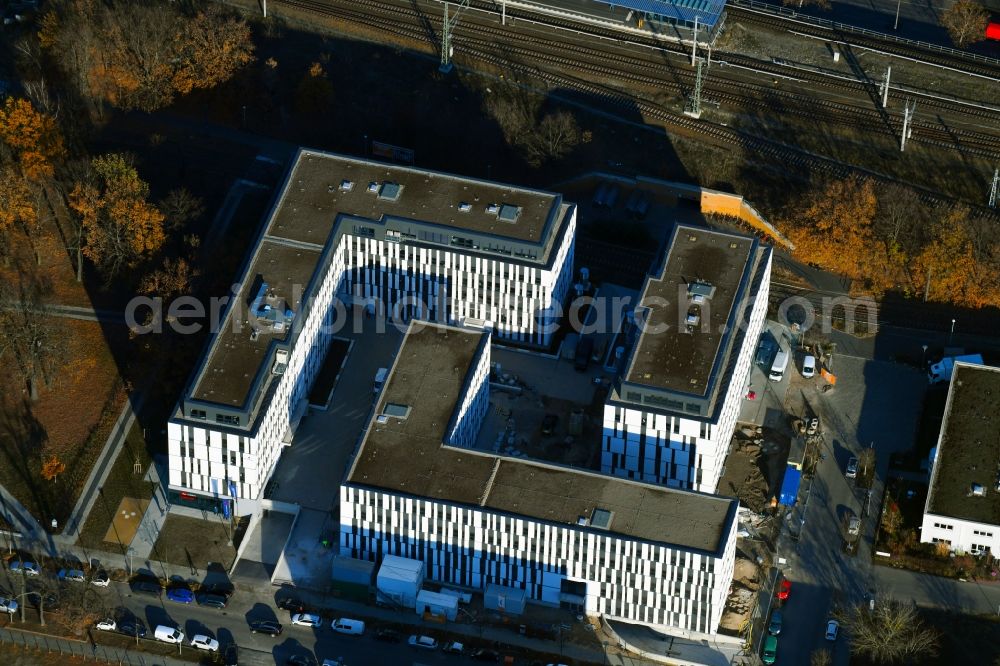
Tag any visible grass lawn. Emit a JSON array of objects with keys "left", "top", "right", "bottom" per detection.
[
  {"left": 151, "top": 514, "right": 236, "bottom": 572},
  {"left": 0, "top": 318, "right": 128, "bottom": 527},
  {"left": 76, "top": 422, "right": 154, "bottom": 552}
]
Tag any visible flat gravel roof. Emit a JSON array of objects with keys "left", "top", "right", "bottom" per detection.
[
  {"left": 347, "top": 322, "right": 736, "bottom": 554},
  {"left": 927, "top": 363, "right": 1000, "bottom": 525}
]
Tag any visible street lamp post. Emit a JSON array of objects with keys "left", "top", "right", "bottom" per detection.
[
  {"left": 921, "top": 344, "right": 928, "bottom": 368},
  {"left": 126, "top": 546, "right": 134, "bottom": 576},
  {"left": 893, "top": 0, "right": 901, "bottom": 30},
  {"left": 949, "top": 319, "right": 956, "bottom": 345}
]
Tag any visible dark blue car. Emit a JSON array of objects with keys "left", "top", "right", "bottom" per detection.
[{"left": 166, "top": 587, "right": 195, "bottom": 604}]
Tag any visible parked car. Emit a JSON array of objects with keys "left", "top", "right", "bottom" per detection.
[
  {"left": 190, "top": 634, "right": 220, "bottom": 652},
  {"left": 408, "top": 634, "right": 438, "bottom": 650},
  {"left": 166, "top": 587, "right": 195, "bottom": 604},
  {"left": 470, "top": 649, "right": 501, "bottom": 662},
  {"left": 196, "top": 592, "right": 228, "bottom": 608},
  {"left": 27, "top": 591, "right": 59, "bottom": 611},
  {"left": 249, "top": 620, "right": 283, "bottom": 636},
  {"left": 375, "top": 628, "right": 401, "bottom": 643},
  {"left": 802, "top": 354, "right": 816, "bottom": 378},
  {"left": 200, "top": 583, "right": 233, "bottom": 598},
  {"left": 290, "top": 613, "right": 322, "bottom": 627},
  {"left": 9, "top": 561, "right": 40, "bottom": 576},
  {"left": 763, "top": 635, "right": 778, "bottom": 664},
  {"left": 846, "top": 457, "right": 859, "bottom": 478},
  {"left": 223, "top": 644, "right": 239, "bottom": 666},
  {"left": 118, "top": 620, "right": 147, "bottom": 638},
  {"left": 847, "top": 516, "right": 861, "bottom": 537},
  {"left": 286, "top": 655, "right": 317, "bottom": 666},
  {"left": 58, "top": 569, "right": 86, "bottom": 583},
  {"left": 0, "top": 597, "right": 17, "bottom": 614},
  {"left": 95, "top": 618, "right": 116, "bottom": 632},
  {"left": 90, "top": 570, "right": 110, "bottom": 587},
  {"left": 442, "top": 641, "right": 465, "bottom": 654},
  {"left": 331, "top": 618, "right": 365, "bottom": 635},
  {"left": 130, "top": 578, "right": 162, "bottom": 596},
  {"left": 825, "top": 619, "right": 840, "bottom": 641},
  {"left": 767, "top": 610, "right": 782, "bottom": 635},
  {"left": 777, "top": 579, "right": 791, "bottom": 600},
  {"left": 278, "top": 596, "right": 306, "bottom": 613},
  {"left": 153, "top": 625, "right": 184, "bottom": 644}
]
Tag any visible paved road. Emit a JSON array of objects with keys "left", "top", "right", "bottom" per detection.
[{"left": 768, "top": 355, "right": 927, "bottom": 665}]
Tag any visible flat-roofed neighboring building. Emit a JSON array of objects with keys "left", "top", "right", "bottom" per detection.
[
  {"left": 166, "top": 150, "right": 576, "bottom": 507},
  {"left": 921, "top": 363, "right": 1000, "bottom": 555},
  {"left": 601, "top": 225, "right": 771, "bottom": 494},
  {"left": 342, "top": 321, "right": 739, "bottom": 634}
]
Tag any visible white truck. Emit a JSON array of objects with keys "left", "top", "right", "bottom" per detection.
[{"left": 928, "top": 354, "right": 983, "bottom": 384}]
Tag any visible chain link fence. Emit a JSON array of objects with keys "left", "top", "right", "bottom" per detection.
[{"left": 0, "top": 625, "right": 184, "bottom": 666}]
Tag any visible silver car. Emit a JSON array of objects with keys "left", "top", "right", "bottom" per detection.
[{"left": 846, "top": 457, "right": 859, "bottom": 478}]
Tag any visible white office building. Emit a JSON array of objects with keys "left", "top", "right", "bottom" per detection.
[
  {"left": 342, "top": 322, "right": 739, "bottom": 634},
  {"left": 166, "top": 149, "right": 576, "bottom": 509},
  {"left": 601, "top": 226, "right": 771, "bottom": 493},
  {"left": 921, "top": 362, "right": 1000, "bottom": 555}
]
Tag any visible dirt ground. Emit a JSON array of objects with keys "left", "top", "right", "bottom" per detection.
[
  {"left": 151, "top": 514, "right": 236, "bottom": 571},
  {"left": 0, "top": 318, "right": 127, "bottom": 526},
  {"left": 718, "top": 426, "right": 771, "bottom": 512},
  {"left": 720, "top": 558, "right": 761, "bottom": 632}
]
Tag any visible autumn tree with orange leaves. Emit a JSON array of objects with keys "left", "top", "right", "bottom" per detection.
[
  {"left": 68, "top": 153, "right": 165, "bottom": 281},
  {"left": 41, "top": 1, "right": 254, "bottom": 113},
  {"left": 784, "top": 178, "right": 896, "bottom": 292},
  {"left": 0, "top": 96, "right": 65, "bottom": 181},
  {"left": 41, "top": 455, "right": 66, "bottom": 482}
]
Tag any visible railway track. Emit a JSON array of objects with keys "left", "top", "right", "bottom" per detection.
[
  {"left": 726, "top": 3, "right": 1000, "bottom": 81},
  {"left": 273, "top": 0, "right": 1000, "bottom": 158}
]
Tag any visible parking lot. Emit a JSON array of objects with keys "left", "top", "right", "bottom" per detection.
[{"left": 767, "top": 351, "right": 926, "bottom": 666}]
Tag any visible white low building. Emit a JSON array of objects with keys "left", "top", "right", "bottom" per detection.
[
  {"left": 166, "top": 149, "right": 576, "bottom": 509},
  {"left": 342, "top": 322, "right": 739, "bottom": 634},
  {"left": 601, "top": 226, "right": 771, "bottom": 493},
  {"left": 921, "top": 362, "right": 1000, "bottom": 555}
]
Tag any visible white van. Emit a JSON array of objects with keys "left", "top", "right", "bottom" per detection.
[
  {"left": 154, "top": 625, "right": 184, "bottom": 644},
  {"left": 373, "top": 368, "right": 388, "bottom": 395},
  {"left": 769, "top": 349, "right": 789, "bottom": 382},
  {"left": 331, "top": 618, "right": 365, "bottom": 635}
]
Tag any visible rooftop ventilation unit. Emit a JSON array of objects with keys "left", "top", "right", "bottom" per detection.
[
  {"left": 688, "top": 281, "right": 716, "bottom": 300},
  {"left": 686, "top": 312, "right": 701, "bottom": 328},
  {"left": 339, "top": 179, "right": 355, "bottom": 192},
  {"left": 250, "top": 282, "right": 295, "bottom": 334},
  {"left": 497, "top": 204, "right": 522, "bottom": 223},
  {"left": 486, "top": 203, "right": 500, "bottom": 215},
  {"left": 590, "top": 508, "right": 613, "bottom": 530},
  {"left": 577, "top": 516, "right": 590, "bottom": 526},
  {"left": 458, "top": 202, "right": 472, "bottom": 213},
  {"left": 272, "top": 349, "right": 289, "bottom": 375},
  {"left": 382, "top": 403, "right": 411, "bottom": 421},
  {"left": 378, "top": 182, "right": 403, "bottom": 201},
  {"left": 972, "top": 483, "right": 986, "bottom": 497},
  {"left": 367, "top": 181, "right": 380, "bottom": 193}
]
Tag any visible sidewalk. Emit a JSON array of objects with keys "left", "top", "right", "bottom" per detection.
[
  {"left": 282, "top": 587, "right": 653, "bottom": 666},
  {"left": 128, "top": 464, "right": 170, "bottom": 560}
]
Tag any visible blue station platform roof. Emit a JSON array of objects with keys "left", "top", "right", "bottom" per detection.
[{"left": 607, "top": 0, "right": 726, "bottom": 29}]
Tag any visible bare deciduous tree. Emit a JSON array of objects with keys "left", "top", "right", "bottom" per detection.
[
  {"left": 159, "top": 187, "right": 205, "bottom": 232},
  {"left": 482, "top": 85, "right": 581, "bottom": 167},
  {"left": 941, "top": 0, "right": 989, "bottom": 47},
  {"left": 810, "top": 648, "right": 832, "bottom": 666},
  {"left": 0, "top": 282, "right": 65, "bottom": 401},
  {"left": 837, "top": 596, "right": 939, "bottom": 663}
]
